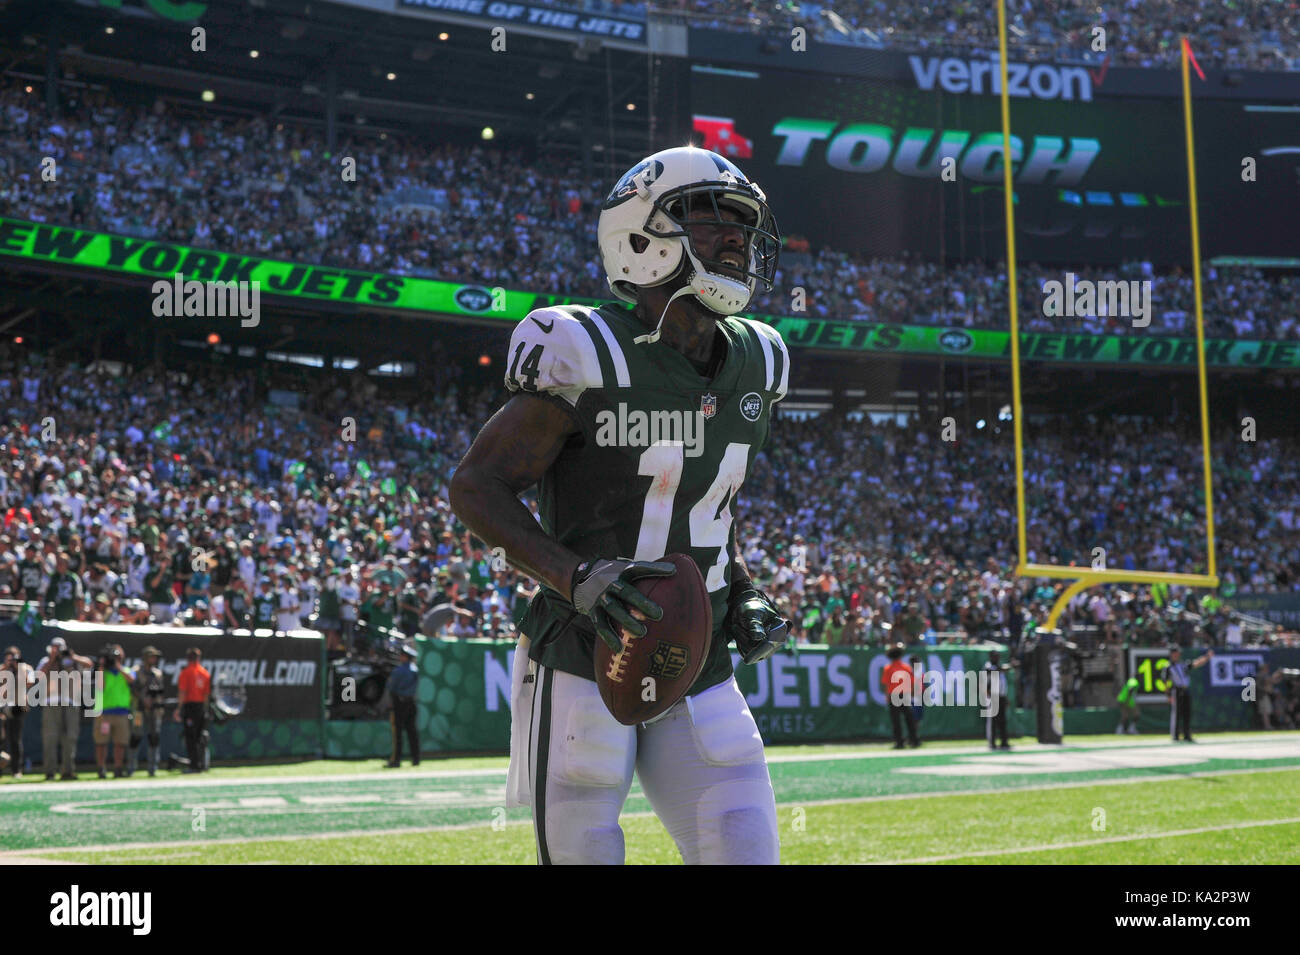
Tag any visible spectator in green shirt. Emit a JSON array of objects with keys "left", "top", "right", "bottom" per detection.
[
  {"left": 252, "top": 576, "right": 279, "bottom": 631},
  {"left": 44, "top": 554, "right": 84, "bottom": 622},
  {"left": 1116, "top": 676, "right": 1141, "bottom": 734},
  {"left": 146, "top": 552, "right": 176, "bottom": 624},
  {"left": 362, "top": 581, "right": 397, "bottom": 651},
  {"left": 823, "top": 610, "right": 846, "bottom": 647}
]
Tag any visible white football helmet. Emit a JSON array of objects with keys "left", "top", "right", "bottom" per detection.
[{"left": 597, "top": 146, "right": 780, "bottom": 323}]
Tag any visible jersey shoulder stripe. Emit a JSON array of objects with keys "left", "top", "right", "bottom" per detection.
[
  {"left": 580, "top": 307, "right": 631, "bottom": 387},
  {"left": 504, "top": 307, "right": 604, "bottom": 405},
  {"left": 736, "top": 317, "right": 790, "bottom": 400}
]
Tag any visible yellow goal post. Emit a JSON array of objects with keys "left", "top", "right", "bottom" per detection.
[{"left": 994, "top": 4, "right": 1219, "bottom": 630}]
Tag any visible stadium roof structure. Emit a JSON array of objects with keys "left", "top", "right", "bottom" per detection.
[{"left": 3, "top": 0, "right": 665, "bottom": 171}]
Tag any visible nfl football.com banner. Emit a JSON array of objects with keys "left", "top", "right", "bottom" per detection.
[
  {"left": 4, "top": 621, "right": 323, "bottom": 763},
  {"left": 3, "top": 217, "right": 1299, "bottom": 370}
]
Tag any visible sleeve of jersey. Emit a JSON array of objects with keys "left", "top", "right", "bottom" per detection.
[
  {"left": 503, "top": 309, "right": 605, "bottom": 407},
  {"left": 742, "top": 319, "right": 791, "bottom": 402}
]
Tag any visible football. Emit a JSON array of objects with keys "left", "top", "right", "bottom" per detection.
[{"left": 593, "top": 553, "right": 713, "bottom": 725}]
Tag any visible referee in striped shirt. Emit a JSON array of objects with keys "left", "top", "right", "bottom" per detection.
[{"left": 1167, "top": 646, "right": 1213, "bottom": 742}]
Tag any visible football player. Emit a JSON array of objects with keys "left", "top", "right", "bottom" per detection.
[{"left": 451, "top": 146, "right": 790, "bottom": 865}]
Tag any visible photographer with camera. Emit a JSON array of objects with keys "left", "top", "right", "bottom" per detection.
[
  {"left": 36, "top": 637, "right": 93, "bottom": 780},
  {"left": 94, "top": 644, "right": 135, "bottom": 778},
  {"left": 1, "top": 646, "right": 35, "bottom": 776},
  {"left": 129, "top": 646, "right": 166, "bottom": 777}
]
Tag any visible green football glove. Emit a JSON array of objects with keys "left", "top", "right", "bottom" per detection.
[
  {"left": 571, "top": 558, "right": 677, "bottom": 652},
  {"left": 726, "top": 587, "right": 790, "bottom": 664}
]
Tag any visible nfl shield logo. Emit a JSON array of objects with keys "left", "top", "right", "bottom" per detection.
[{"left": 700, "top": 393, "right": 718, "bottom": 419}]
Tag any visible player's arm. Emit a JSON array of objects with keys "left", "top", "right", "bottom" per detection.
[
  {"left": 450, "top": 310, "right": 674, "bottom": 649},
  {"left": 450, "top": 393, "right": 583, "bottom": 599}
]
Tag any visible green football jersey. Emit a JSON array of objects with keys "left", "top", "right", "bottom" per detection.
[{"left": 503, "top": 302, "right": 790, "bottom": 697}]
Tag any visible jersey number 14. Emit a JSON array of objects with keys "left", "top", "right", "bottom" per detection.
[{"left": 634, "top": 442, "right": 749, "bottom": 593}]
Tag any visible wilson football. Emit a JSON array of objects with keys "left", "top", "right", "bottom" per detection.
[{"left": 593, "top": 553, "right": 712, "bottom": 725}]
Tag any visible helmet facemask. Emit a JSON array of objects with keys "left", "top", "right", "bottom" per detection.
[{"left": 644, "top": 182, "right": 781, "bottom": 316}]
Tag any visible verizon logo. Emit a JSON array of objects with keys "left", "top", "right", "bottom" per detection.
[{"left": 910, "top": 56, "right": 1093, "bottom": 102}]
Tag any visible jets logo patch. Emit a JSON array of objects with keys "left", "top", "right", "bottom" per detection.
[
  {"left": 604, "top": 159, "right": 664, "bottom": 209},
  {"left": 740, "top": 392, "right": 763, "bottom": 421}
]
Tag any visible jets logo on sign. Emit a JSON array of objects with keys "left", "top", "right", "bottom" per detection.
[
  {"left": 700, "top": 393, "right": 718, "bottom": 419},
  {"left": 740, "top": 392, "right": 763, "bottom": 421},
  {"left": 454, "top": 286, "right": 494, "bottom": 312},
  {"left": 604, "top": 159, "right": 664, "bottom": 209}
]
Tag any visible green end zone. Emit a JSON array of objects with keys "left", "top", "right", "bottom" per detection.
[{"left": 1, "top": 734, "right": 1296, "bottom": 863}]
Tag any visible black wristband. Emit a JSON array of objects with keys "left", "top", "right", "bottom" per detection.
[
  {"left": 730, "top": 567, "right": 753, "bottom": 598},
  {"left": 569, "top": 560, "right": 592, "bottom": 603}
]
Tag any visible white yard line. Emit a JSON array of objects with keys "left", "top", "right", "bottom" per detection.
[
  {"left": 880, "top": 815, "right": 1300, "bottom": 864},
  {"left": 7, "top": 763, "right": 1298, "bottom": 859},
  {"left": 5, "top": 733, "right": 1295, "bottom": 794}
]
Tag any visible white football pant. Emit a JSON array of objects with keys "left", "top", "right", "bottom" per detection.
[{"left": 507, "top": 635, "right": 779, "bottom": 865}]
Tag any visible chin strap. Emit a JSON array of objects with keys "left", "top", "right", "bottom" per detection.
[{"left": 632, "top": 283, "right": 696, "bottom": 345}]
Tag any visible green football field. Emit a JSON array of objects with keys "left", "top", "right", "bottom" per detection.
[{"left": 1, "top": 732, "right": 1297, "bottom": 864}]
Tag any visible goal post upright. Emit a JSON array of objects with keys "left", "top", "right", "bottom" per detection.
[{"left": 994, "top": 12, "right": 1220, "bottom": 633}]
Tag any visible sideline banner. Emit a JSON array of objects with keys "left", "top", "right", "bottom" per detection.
[
  {"left": 3, "top": 622, "right": 322, "bottom": 764},
  {"left": 404, "top": 639, "right": 1017, "bottom": 751},
  {"left": 2, "top": 218, "right": 1297, "bottom": 368},
  {"left": 323, "top": 638, "right": 1279, "bottom": 757}
]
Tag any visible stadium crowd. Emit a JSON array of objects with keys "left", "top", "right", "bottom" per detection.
[
  {"left": 647, "top": 0, "right": 1297, "bottom": 71},
  {"left": 1, "top": 345, "right": 1294, "bottom": 656},
  {"left": 3, "top": 83, "right": 1298, "bottom": 342}
]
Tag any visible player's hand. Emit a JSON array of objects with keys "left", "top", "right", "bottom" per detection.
[
  {"left": 726, "top": 587, "right": 789, "bottom": 665},
  {"left": 570, "top": 558, "right": 676, "bottom": 652}
]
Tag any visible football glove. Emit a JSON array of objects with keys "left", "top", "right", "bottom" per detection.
[
  {"left": 571, "top": 558, "right": 677, "bottom": 652},
  {"left": 725, "top": 587, "right": 790, "bottom": 664}
]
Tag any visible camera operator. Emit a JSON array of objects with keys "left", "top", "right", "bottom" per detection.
[
  {"left": 36, "top": 637, "right": 93, "bottom": 780},
  {"left": 94, "top": 644, "right": 135, "bottom": 778},
  {"left": 0, "top": 646, "right": 35, "bottom": 777},
  {"left": 174, "top": 647, "right": 212, "bottom": 772},
  {"left": 129, "top": 646, "right": 166, "bottom": 776}
]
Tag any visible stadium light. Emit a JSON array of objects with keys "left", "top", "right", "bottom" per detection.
[
  {"left": 481, "top": 127, "right": 494, "bottom": 140},
  {"left": 386, "top": 72, "right": 396, "bottom": 81},
  {"left": 250, "top": 50, "right": 259, "bottom": 58},
  {"left": 105, "top": 26, "right": 115, "bottom": 35},
  {"left": 201, "top": 90, "right": 215, "bottom": 102},
  {"left": 438, "top": 32, "right": 449, "bottom": 41}
]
